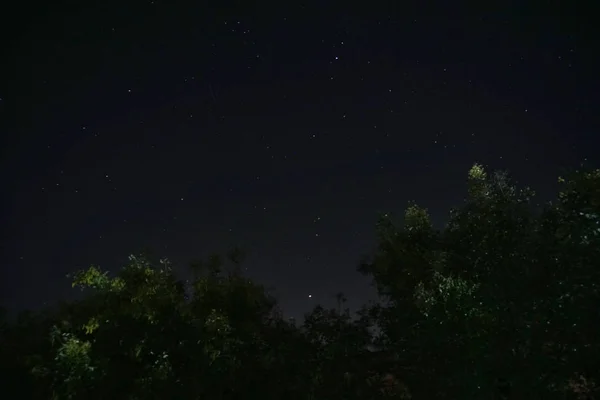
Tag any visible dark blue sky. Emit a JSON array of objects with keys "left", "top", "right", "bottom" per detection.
[{"left": 2, "top": 3, "right": 598, "bottom": 319}]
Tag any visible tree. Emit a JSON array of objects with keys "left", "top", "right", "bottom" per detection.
[
  {"left": 5, "top": 250, "right": 400, "bottom": 400},
  {"left": 0, "top": 307, "right": 57, "bottom": 399},
  {"left": 5, "top": 162, "right": 598, "bottom": 399},
  {"left": 334, "top": 292, "right": 347, "bottom": 314},
  {"left": 300, "top": 302, "right": 405, "bottom": 399},
  {"left": 22, "top": 252, "right": 317, "bottom": 399},
  {"left": 359, "top": 163, "right": 600, "bottom": 398}
]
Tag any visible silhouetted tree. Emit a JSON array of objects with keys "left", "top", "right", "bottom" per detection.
[
  {"left": 2, "top": 162, "right": 598, "bottom": 399},
  {"left": 359, "top": 163, "right": 600, "bottom": 398}
]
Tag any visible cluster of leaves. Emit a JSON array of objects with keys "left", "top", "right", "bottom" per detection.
[
  {"left": 1, "top": 253, "right": 392, "bottom": 399},
  {"left": 359, "top": 163, "right": 600, "bottom": 398},
  {"left": 1, "top": 163, "right": 598, "bottom": 399}
]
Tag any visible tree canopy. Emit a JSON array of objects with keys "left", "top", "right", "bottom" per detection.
[{"left": 2, "top": 163, "right": 599, "bottom": 399}]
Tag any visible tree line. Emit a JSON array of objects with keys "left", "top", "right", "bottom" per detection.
[{"left": 1, "top": 163, "right": 599, "bottom": 399}]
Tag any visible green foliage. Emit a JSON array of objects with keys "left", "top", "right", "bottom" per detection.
[
  {"left": 2, "top": 163, "right": 599, "bottom": 399},
  {"left": 404, "top": 203, "right": 432, "bottom": 233},
  {"left": 70, "top": 266, "right": 111, "bottom": 290},
  {"left": 414, "top": 271, "right": 481, "bottom": 318},
  {"left": 360, "top": 163, "right": 600, "bottom": 398}
]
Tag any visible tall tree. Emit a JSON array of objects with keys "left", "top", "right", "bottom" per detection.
[
  {"left": 26, "top": 253, "right": 313, "bottom": 399},
  {"left": 359, "top": 163, "right": 600, "bottom": 399}
]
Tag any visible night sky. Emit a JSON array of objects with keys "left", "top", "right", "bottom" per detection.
[{"left": 2, "top": 4, "right": 598, "bottom": 320}]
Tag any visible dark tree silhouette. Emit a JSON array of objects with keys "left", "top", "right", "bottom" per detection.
[
  {"left": 2, "top": 163, "right": 598, "bottom": 399},
  {"left": 359, "top": 163, "right": 600, "bottom": 398}
]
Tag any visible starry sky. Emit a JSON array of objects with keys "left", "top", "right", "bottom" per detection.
[{"left": 2, "top": 3, "right": 598, "bottom": 319}]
